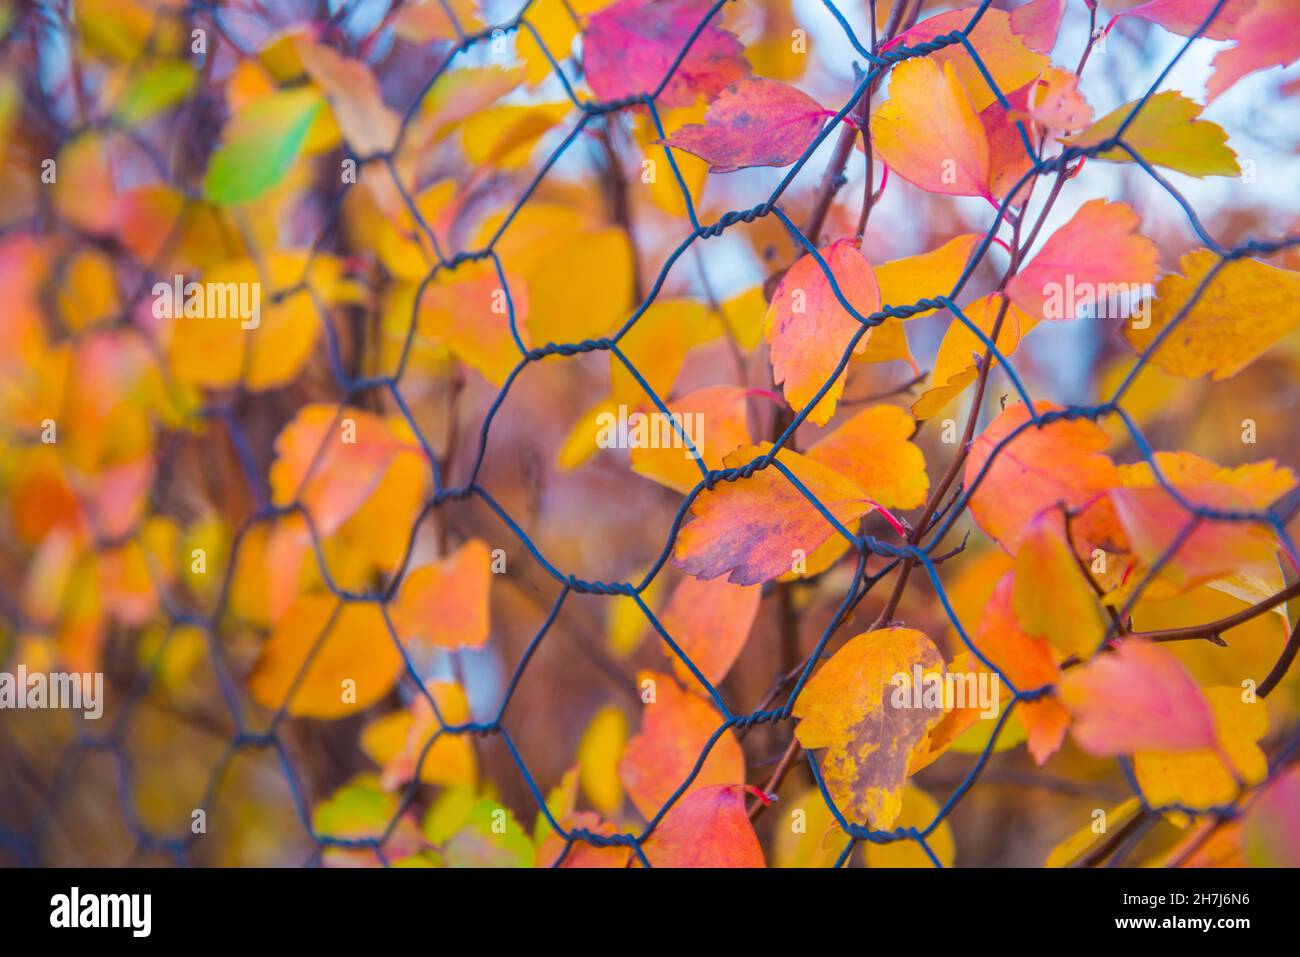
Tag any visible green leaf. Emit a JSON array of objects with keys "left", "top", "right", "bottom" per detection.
[
  {"left": 114, "top": 62, "right": 195, "bottom": 125},
  {"left": 203, "top": 87, "right": 322, "bottom": 205}
]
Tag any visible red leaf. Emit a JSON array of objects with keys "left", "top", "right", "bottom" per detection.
[{"left": 661, "top": 77, "right": 830, "bottom": 172}]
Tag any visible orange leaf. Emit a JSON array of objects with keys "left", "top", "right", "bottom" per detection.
[
  {"left": 872, "top": 57, "right": 990, "bottom": 199},
  {"left": 1013, "top": 512, "right": 1108, "bottom": 660},
  {"left": 248, "top": 595, "right": 404, "bottom": 719},
  {"left": 964, "top": 400, "right": 1123, "bottom": 556},
  {"left": 659, "top": 575, "right": 761, "bottom": 687},
  {"left": 672, "top": 443, "right": 871, "bottom": 585},
  {"left": 1109, "top": 453, "right": 1295, "bottom": 592},
  {"left": 895, "top": 8, "right": 1050, "bottom": 111},
  {"left": 617, "top": 672, "right": 745, "bottom": 820},
  {"left": 976, "top": 573, "right": 1069, "bottom": 765},
  {"left": 766, "top": 239, "right": 880, "bottom": 425},
  {"left": 269, "top": 403, "right": 421, "bottom": 536},
  {"left": 641, "top": 783, "right": 767, "bottom": 867},
  {"left": 393, "top": 539, "right": 492, "bottom": 649},
  {"left": 805, "top": 403, "right": 929, "bottom": 509},
  {"left": 629, "top": 385, "right": 755, "bottom": 494}
]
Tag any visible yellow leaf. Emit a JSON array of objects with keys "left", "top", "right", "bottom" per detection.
[
  {"left": 361, "top": 681, "right": 478, "bottom": 789},
  {"left": 912, "top": 294, "right": 1032, "bottom": 420},
  {"left": 1134, "top": 687, "right": 1268, "bottom": 810},
  {"left": 792, "top": 627, "right": 945, "bottom": 829},
  {"left": 1065, "top": 91, "right": 1239, "bottom": 178},
  {"left": 863, "top": 785, "right": 955, "bottom": 867},
  {"left": 1126, "top": 249, "right": 1300, "bottom": 380},
  {"left": 248, "top": 596, "right": 403, "bottom": 718},
  {"left": 874, "top": 233, "right": 983, "bottom": 318},
  {"left": 460, "top": 102, "right": 571, "bottom": 169},
  {"left": 577, "top": 705, "right": 627, "bottom": 816},
  {"left": 1045, "top": 798, "right": 1143, "bottom": 867},
  {"left": 773, "top": 786, "right": 844, "bottom": 868}
]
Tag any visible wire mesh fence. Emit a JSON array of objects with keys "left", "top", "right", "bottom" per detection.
[{"left": 2, "top": 0, "right": 1298, "bottom": 868}]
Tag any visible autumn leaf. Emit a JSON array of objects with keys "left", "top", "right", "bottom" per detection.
[
  {"left": 392, "top": 539, "right": 492, "bottom": 650},
  {"left": 964, "top": 400, "right": 1123, "bottom": 557},
  {"left": 1109, "top": 452, "right": 1295, "bottom": 593},
  {"left": 658, "top": 574, "right": 761, "bottom": 687},
  {"left": 1005, "top": 199, "right": 1159, "bottom": 320},
  {"left": 872, "top": 57, "right": 991, "bottom": 199},
  {"left": 460, "top": 102, "right": 572, "bottom": 169},
  {"left": 661, "top": 77, "right": 831, "bottom": 172},
  {"left": 1022, "top": 68, "right": 1093, "bottom": 132},
  {"left": 1133, "top": 687, "right": 1268, "bottom": 810},
  {"left": 629, "top": 385, "right": 755, "bottom": 493},
  {"left": 1013, "top": 512, "right": 1108, "bottom": 660},
  {"left": 640, "top": 783, "right": 767, "bottom": 867},
  {"left": 577, "top": 705, "right": 628, "bottom": 816},
  {"left": 486, "top": 204, "right": 633, "bottom": 343},
  {"left": 583, "top": 0, "right": 750, "bottom": 108},
  {"left": 792, "top": 628, "right": 945, "bottom": 829},
  {"left": 268, "top": 403, "right": 422, "bottom": 536},
  {"left": 248, "top": 595, "right": 404, "bottom": 719},
  {"left": 1064, "top": 92, "right": 1239, "bottom": 178},
  {"left": 766, "top": 239, "right": 880, "bottom": 425},
  {"left": 361, "top": 681, "right": 478, "bottom": 790},
  {"left": 805, "top": 403, "right": 929, "bottom": 510},
  {"left": 1060, "top": 638, "right": 1219, "bottom": 756},
  {"left": 1045, "top": 797, "right": 1143, "bottom": 867},
  {"left": 297, "top": 39, "right": 400, "bottom": 155},
  {"left": 874, "top": 234, "right": 982, "bottom": 318},
  {"left": 673, "top": 443, "right": 872, "bottom": 585},
  {"left": 863, "top": 786, "right": 955, "bottom": 867},
  {"left": 167, "top": 253, "right": 359, "bottom": 392},
  {"left": 911, "top": 293, "right": 1034, "bottom": 420},
  {"left": 1125, "top": 249, "right": 1300, "bottom": 380},
  {"left": 893, "top": 7, "right": 1049, "bottom": 111},
  {"left": 617, "top": 672, "right": 745, "bottom": 819},
  {"left": 1205, "top": 0, "right": 1300, "bottom": 101},
  {"left": 537, "top": 811, "right": 631, "bottom": 868},
  {"left": 976, "top": 573, "right": 1070, "bottom": 765},
  {"left": 1115, "top": 0, "right": 1255, "bottom": 40},
  {"left": 203, "top": 87, "right": 322, "bottom": 205},
  {"left": 1243, "top": 767, "right": 1300, "bottom": 866},
  {"left": 1009, "top": 0, "right": 1065, "bottom": 54},
  {"left": 416, "top": 261, "right": 532, "bottom": 387}
]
